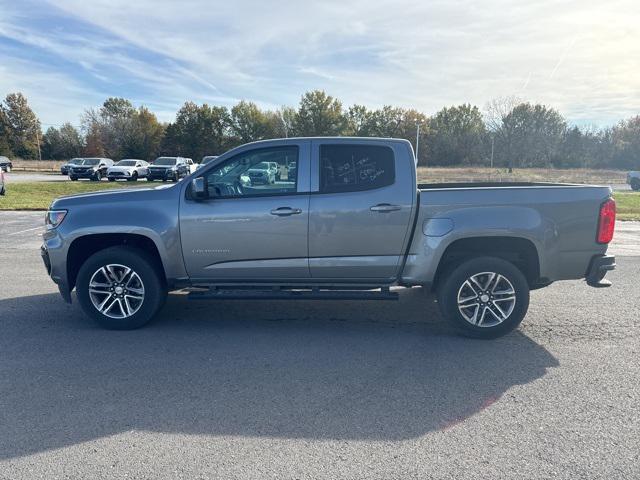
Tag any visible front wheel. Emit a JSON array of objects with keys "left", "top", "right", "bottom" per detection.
[
  {"left": 76, "top": 246, "right": 167, "bottom": 330},
  {"left": 70, "top": 176, "right": 78, "bottom": 181},
  {"left": 108, "top": 177, "right": 116, "bottom": 182},
  {"left": 631, "top": 178, "right": 640, "bottom": 191},
  {"left": 127, "top": 172, "right": 138, "bottom": 182},
  {"left": 437, "top": 256, "right": 530, "bottom": 339}
]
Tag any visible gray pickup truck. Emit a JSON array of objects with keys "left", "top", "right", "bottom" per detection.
[{"left": 41, "top": 137, "right": 616, "bottom": 338}]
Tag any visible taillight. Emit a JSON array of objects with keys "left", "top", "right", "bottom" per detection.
[{"left": 596, "top": 198, "right": 616, "bottom": 244}]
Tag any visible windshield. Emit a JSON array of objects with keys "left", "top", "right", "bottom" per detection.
[
  {"left": 154, "top": 157, "right": 177, "bottom": 166},
  {"left": 116, "top": 160, "right": 137, "bottom": 166},
  {"left": 69, "top": 158, "right": 84, "bottom": 165},
  {"left": 79, "top": 158, "right": 100, "bottom": 166}
]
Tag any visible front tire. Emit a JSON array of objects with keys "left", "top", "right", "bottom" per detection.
[
  {"left": 437, "top": 256, "right": 530, "bottom": 339},
  {"left": 128, "top": 172, "right": 138, "bottom": 182},
  {"left": 76, "top": 246, "right": 166, "bottom": 330},
  {"left": 631, "top": 178, "right": 640, "bottom": 191},
  {"left": 70, "top": 176, "right": 78, "bottom": 181}
]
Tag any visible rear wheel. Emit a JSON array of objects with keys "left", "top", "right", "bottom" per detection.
[
  {"left": 76, "top": 246, "right": 166, "bottom": 330},
  {"left": 437, "top": 256, "right": 530, "bottom": 339}
]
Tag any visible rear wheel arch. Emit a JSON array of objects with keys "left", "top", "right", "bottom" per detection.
[{"left": 432, "top": 236, "right": 541, "bottom": 290}]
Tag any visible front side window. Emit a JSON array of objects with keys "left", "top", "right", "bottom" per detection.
[
  {"left": 204, "top": 146, "right": 298, "bottom": 198},
  {"left": 320, "top": 144, "right": 395, "bottom": 193}
]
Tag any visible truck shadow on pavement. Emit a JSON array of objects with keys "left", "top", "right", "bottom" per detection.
[{"left": 0, "top": 289, "right": 558, "bottom": 460}]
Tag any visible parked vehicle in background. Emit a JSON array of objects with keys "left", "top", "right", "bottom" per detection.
[
  {"left": 68, "top": 158, "right": 113, "bottom": 181},
  {"left": 147, "top": 157, "right": 190, "bottom": 182},
  {"left": 186, "top": 158, "right": 196, "bottom": 174},
  {"left": 0, "top": 168, "right": 5, "bottom": 195},
  {"left": 42, "top": 137, "right": 616, "bottom": 339},
  {"left": 60, "top": 158, "right": 84, "bottom": 175},
  {"left": 107, "top": 159, "right": 149, "bottom": 182},
  {"left": 0, "top": 156, "right": 12, "bottom": 173},
  {"left": 248, "top": 161, "right": 276, "bottom": 184},
  {"left": 627, "top": 171, "right": 640, "bottom": 191},
  {"left": 198, "top": 155, "right": 218, "bottom": 169}
]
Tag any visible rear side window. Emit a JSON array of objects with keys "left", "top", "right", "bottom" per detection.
[{"left": 320, "top": 144, "right": 395, "bottom": 193}]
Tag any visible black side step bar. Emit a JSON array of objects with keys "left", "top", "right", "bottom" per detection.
[{"left": 187, "top": 287, "right": 399, "bottom": 301}]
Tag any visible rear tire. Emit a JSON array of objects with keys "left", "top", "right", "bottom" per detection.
[
  {"left": 437, "top": 256, "right": 530, "bottom": 339},
  {"left": 76, "top": 246, "right": 166, "bottom": 330}
]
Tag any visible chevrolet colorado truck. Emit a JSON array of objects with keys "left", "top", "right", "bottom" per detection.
[{"left": 41, "top": 138, "right": 616, "bottom": 338}]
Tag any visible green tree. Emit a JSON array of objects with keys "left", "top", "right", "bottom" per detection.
[
  {"left": 42, "top": 123, "right": 83, "bottom": 160},
  {"left": 122, "top": 107, "right": 164, "bottom": 160},
  {"left": 498, "top": 103, "right": 566, "bottom": 169},
  {"left": 609, "top": 116, "right": 640, "bottom": 170},
  {"left": 344, "top": 104, "right": 375, "bottom": 136},
  {"left": 294, "top": 90, "right": 346, "bottom": 136},
  {"left": 0, "top": 108, "right": 12, "bottom": 156},
  {"left": 164, "top": 102, "right": 231, "bottom": 160},
  {"left": 230, "top": 101, "right": 269, "bottom": 144},
  {"left": 427, "top": 104, "right": 487, "bottom": 166},
  {"left": 2, "top": 92, "right": 41, "bottom": 159}
]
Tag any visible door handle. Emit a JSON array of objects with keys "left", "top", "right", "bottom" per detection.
[
  {"left": 370, "top": 203, "right": 402, "bottom": 212},
  {"left": 270, "top": 207, "right": 302, "bottom": 216}
]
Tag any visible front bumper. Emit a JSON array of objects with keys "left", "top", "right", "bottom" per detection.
[
  {"left": 586, "top": 254, "right": 616, "bottom": 288},
  {"left": 69, "top": 169, "right": 97, "bottom": 178},
  {"left": 148, "top": 169, "right": 176, "bottom": 180},
  {"left": 41, "top": 245, "right": 72, "bottom": 303}
]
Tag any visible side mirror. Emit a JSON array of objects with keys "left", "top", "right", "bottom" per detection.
[{"left": 191, "top": 177, "right": 207, "bottom": 200}]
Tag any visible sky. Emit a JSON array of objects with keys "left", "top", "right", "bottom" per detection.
[{"left": 0, "top": 0, "right": 638, "bottom": 128}]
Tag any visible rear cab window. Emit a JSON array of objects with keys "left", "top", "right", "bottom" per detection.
[{"left": 319, "top": 144, "right": 395, "bottom": 193}]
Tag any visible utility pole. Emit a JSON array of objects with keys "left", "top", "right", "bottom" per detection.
[
  {"left": 490, "top": 135, "right": 494, "bottom": 168},
  {"left": 36, "top": 129, "right": 42, "bottom": 161},
  {"left": 415, "top": 123, "right": 420, "bottom": 163}
]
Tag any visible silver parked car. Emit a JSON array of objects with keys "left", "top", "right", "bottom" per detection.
[
  {"left": 107, "top": 159, "right": 149, "bottom": 182},
  {"left": 247, "top": 161, "right": 276, "bottom": 184}
]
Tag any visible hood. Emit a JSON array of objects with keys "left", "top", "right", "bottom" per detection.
[
  {"left": 50, "top": 184, "right": 174, "bottom": 209},
  {"left": 107, "top": 165, "right": 136, "bottom": 174},
  {"left": 150, "top": 164, "right": 175, "bottom": 169}
]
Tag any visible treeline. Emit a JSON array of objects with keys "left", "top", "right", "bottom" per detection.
[{"left": 0, "top": 90, "right": 639, "bottom": 170}]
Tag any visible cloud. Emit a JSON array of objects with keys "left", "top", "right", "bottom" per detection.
[{"left": 0, "top": 0, "right": 638, "bottom": 126}]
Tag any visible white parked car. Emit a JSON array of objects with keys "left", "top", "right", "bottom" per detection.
[
  {"left": 627, "top": 171, "right": 640, "bottom": 191},
  {"left": 107, "top": 159, "right": 149, "bottom": 182}
]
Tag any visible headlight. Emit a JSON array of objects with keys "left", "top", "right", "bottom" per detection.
[{"left": 45, "top": 210, "right": 67, "bottom": 230}]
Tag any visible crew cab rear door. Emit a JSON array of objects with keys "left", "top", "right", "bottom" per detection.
[
  {"left": 308, "top": 140, "right": 415, "bottom": 280},
  {"left": 180, "top": 141, "right": 311, "bottom": 281}
]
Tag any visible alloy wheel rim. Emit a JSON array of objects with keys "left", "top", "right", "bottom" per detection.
[
  {"left": 457, "top": 271, "right": 516, "bottom": 327},
  {"left": 88, "top": 264, "right": 145, "bottom": 319}
]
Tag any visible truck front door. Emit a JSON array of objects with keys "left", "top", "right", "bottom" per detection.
[
  {"left": 180, "top": 142, "right": 311, "bottom": 281},
  {"left": 308, "top": 141, "right": 415, "bottom": 280}
]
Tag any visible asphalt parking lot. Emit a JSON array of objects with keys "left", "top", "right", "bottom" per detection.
[{"left": 0, "top": 212, "right": 638, "bottom": 479}]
